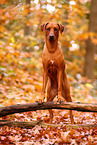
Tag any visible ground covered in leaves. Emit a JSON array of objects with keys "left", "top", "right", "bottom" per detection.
[
  {"left": 0, "top": 51, "right": 97, "bottom": 144},
  {"left": 0, "top": 111, "right": 97, "bottom": 144}
]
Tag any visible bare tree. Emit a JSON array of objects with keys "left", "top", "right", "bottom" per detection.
[
  {"left": 24, "top": 0, "right": 31, "bottom": 36},
  {"left": 84, "top": 0, "right": 97, "bottom": 80}
]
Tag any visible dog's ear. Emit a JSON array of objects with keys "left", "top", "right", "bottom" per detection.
[
  {"left": 57, "top": 23, "right": 64, "bottom": 34},
  {"left": 40, "top": 22, "right": 49, "bottom": 32}
]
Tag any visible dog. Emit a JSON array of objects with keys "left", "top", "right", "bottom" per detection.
[{"left": 40, "top": 22, "right": 74, "bottom": 124}]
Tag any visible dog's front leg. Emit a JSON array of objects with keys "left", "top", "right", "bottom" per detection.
[
  {"left": 58, "top": 70, "right": 63, "bottom": 99},
  {"left": 41, "top": 69, "right": 48, "bottom": 101}
]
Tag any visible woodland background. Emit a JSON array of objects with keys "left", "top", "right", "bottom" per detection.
[{"left": 0, "top": 0, "right": 97, "bottom": 144}]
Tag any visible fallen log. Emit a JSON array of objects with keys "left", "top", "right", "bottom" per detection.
[
  {"left": 0, "top": 102, "right": 97, "bottom": 117},
  {"left": 0, "top": 120, "right": 97, "bottom": 128}
]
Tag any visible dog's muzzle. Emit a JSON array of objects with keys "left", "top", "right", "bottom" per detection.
[{"left": 49, "top": 33, "right": 54, "bottom": 40}]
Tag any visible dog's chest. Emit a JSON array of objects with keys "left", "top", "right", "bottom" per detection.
[{"left": 47, "top": 60, "right": 58, "bottom": 76}]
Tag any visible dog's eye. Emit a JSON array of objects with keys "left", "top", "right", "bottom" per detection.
[
  {"left": 47, "top": 28, "right": 50, "bottom": 31},
  {"left": 54, "top": 28, "right": 58, "bottom": 31}
]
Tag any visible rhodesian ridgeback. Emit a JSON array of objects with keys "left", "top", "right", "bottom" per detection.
[{"left": 40, "top": 22, "right": 74, "bottom": 124}]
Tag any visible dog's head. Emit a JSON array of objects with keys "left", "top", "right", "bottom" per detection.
[{"left": 40, "top": 22, "right": 64, "bottom": 41}]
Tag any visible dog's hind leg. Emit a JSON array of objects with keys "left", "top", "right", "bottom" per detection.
[
  {"left": 62, "top": 72, "right": 74, "bottom": 124},
  {"left": 47, "top": 78, "right": 58, "bottom": 123}
]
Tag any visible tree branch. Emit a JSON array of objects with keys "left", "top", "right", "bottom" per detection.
[
  {"left": 0, "top": 102, "right": 97, "bottom": 117},
  {"left": 0, "top": 120, "right": 97, "bottom": 128}
]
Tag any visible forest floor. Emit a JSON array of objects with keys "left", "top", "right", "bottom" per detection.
[{"left": 0, "top": 51, "right": 97, "bottom": 144}]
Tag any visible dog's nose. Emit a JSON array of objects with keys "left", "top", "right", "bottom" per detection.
[{"left": 49, "top": 34, "right": 54, "bottom": 40}]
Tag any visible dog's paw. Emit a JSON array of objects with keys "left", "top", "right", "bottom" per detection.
[
  {"left": 40, "top": 94, "right": 45, "bottom": 102},
  {"left": 57, "top": 93, "right": 63, "bottom": 103},
  {"left": 57, "top": 98, "right": 62, "bottom": 103},
  {"left": 36, "top": 96, "right": 45, "bottom": 105},
  {"left": 58, "top": 92, "right": 63, "bottom": 103}
]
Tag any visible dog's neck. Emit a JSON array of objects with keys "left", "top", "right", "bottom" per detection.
[{"left": 46, "top": 39, "right": 58, "bottom": 53}]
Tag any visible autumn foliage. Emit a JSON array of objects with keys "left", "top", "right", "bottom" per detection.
[{"left": 0, "top": 0, "right": 97, "bottom": 144}]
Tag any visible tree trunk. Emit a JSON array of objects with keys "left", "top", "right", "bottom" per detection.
[
  {"left": 24, "top": 0, "right": 31, "bottom": 36},
  {"left": 84, "top": 0, "right": 97, "bottom": 80}
]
